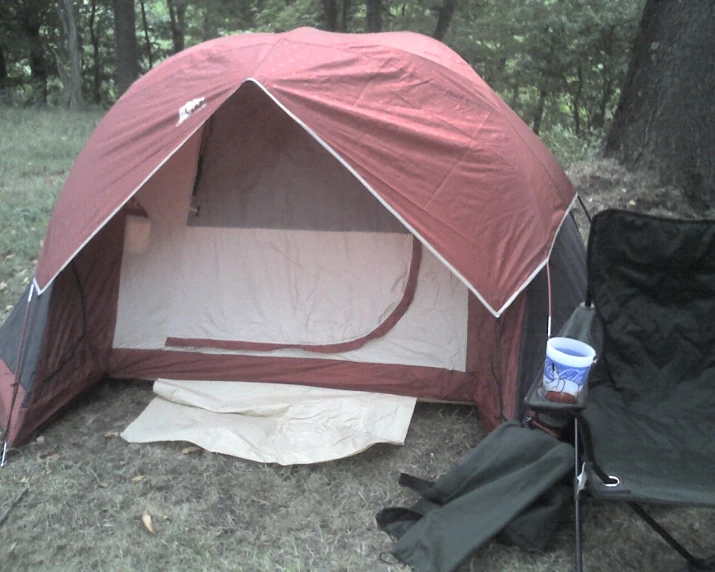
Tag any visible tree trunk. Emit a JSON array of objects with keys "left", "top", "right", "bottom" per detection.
[
  {"left": 509, "top": 83, "right": 520, "bottom": 109},
  {"left": 323, "top": 0, "right": 338, "bottom": 31},
  {"left": 0, "top": 45, "right": 7, "bottom": 93},
  {"left": 113, "top": 0, "right": 139, "bottom": 96},
  {"left": 139, "top": 0, "right": 154, "bottom": 68},
  {"left": 571, "top": 65, "right": 583, "bottom": 136},
  {"left": 167, "top": 0, "right": 188, "bottom": 54},
  {"left": 89, "top": 0, "right": 102, "bottom": 103},
  {"left": 60, "top": 0, "right": 83, "bottom": 109},
  {"left": 604, "top": 0, "right": 715, "bottom": 209},
  {"left": 202, "top": 6, "right": 215, "bottom": 41},
  {"left": 366, "top": 0, "right": 381, "bottom": 32},
  {"left": 340, "top": 0, "right": 351, "bottom": 31},
  {"left": 24, "top": 18, "right": 47, "bottom": 104},
  {"left": 531, "top": 88, "right": 548, "bottom": 136},
  {"left": 432, "top": 0, "right": 457, "bottom": 41}
]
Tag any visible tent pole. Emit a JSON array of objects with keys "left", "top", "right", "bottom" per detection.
[
  {"left": 1, "top": 284, "right": 35, "bottom": 468},
  {"left": 546, "top": 262, "right": 553, "bottom": 338}
]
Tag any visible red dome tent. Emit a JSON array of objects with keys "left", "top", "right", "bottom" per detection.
[{"left": 0, "top": 28, "right": 585, "bottom": 447}]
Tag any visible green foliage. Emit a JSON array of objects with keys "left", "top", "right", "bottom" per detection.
[
  {"left": 254, "top": 0, "right": 323, "bottom": 33},
  {"left": 0, "top": 0, "right": 644, "bottom": 164}
]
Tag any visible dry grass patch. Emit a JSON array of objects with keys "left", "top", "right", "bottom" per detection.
[{"left": 1, "top": 379, "right": 713, "bottom": 571}]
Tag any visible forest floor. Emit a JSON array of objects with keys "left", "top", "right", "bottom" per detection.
[{"left": 0, "top": 107, "right": 712, "bottom": 572}]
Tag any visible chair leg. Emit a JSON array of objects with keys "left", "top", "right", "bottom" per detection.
[
  {"left": 574, "top": 418, "right": 583, "bottom": 572},
  {"left": 628, "top": 503, "right": 714, "bottom": 571}
]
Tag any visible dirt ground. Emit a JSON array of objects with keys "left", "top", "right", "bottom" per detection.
[{"left": 1, "top": 159, "right": 713, "bottom": 571}]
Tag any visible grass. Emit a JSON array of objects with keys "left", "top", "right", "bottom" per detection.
[
  {"left": 0, "top": 106, "right": 104, "bottom": 322},
  {"left": 0, "top": 106, "right": 713, "bottom": 571}
]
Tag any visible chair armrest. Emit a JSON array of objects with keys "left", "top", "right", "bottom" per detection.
[
  {"left": 523, "top": 303, "right": 600, "bottom": 415},
  {"left": 524, "top": 368, "right": 588, "bottom": 414}
]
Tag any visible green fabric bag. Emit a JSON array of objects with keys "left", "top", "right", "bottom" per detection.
[{"left": 376, "top": 422, "right": 573, "bottom": 572}]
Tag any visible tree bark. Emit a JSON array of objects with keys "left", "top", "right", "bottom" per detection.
[
  {"left": 202, "top": 6, "right": 215, "bottom": 41},
  {"left": 322, "top": 0, "right": 338, "bottom": 31},
  {"left": 0, "top": 45, "right": 7, "bottom": 93},
  {"left": 590, "top": 73, "right": 613, "bottom": 130},
  {"left": 113, "top": 0, "right": 139, "bottom": 96},
  {"left": 167, "top": 0, "right": 188, "bottom": 54},
  {"left": 433, "top": 0, "right": 457, "bottom": 42},
  {"left": 366, "top": 0, "right": 381, "bottom": 32},
  {"left": 139, "top": 0, "right": 154, "bottom": 68},
  {"left": 340, "top": 0, "right": 351, "bottom": 32},
  {"left": 24, "top": 15, "right": 47, "bottom": 104},
  {"left": 89, "top": 0, "right": 102, "bottom": 103},
  {"left": 590, "top": 25, "right": 615, "bottom": 130},
  {"left": 59, "top": 0, "right": 83, "bottom": 109},
  {"left": 509, "top": 83, "right": 520, "bottom": 109},
  {"left": 571, "top": 65, "right": 583, "bottom": 136},
  {"left": 531, "top": 88, "right": 548, "bottom": 136},
  {"left": 604, "top": 0, "right": 715, "bottom": 209}
]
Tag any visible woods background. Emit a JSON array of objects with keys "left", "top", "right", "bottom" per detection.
[{"left": 0, "top": 0, "right": 712, "bottom": 207}]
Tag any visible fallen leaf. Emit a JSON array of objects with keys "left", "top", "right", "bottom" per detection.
[
  {"left": 98, "top": 482, "right": 109, "bottom": 488},
  {"left": 628, "top": 200, "right": 637, "bottom": 206},
  {"left": 141, "top": 510, "right": 157, "bottom": 534},
  {"left": 18, "top": 477, "right": 29, "bottom": 484},
  {"left": 131, "top": 475, "right": 145, "bottom": 482},
  {"left": 39, "top": 450, "right": 61, "bottom": 460},
  {"left": 104, "top": 431, "right": 119, "bottom": 439},
  {"left": 36, "top": 435, "right": 45, "bottom": 444},
  {"left": 181, "top": 445, "right": 202, "bottom": 455},
  {"left": 0, "top": 282, "right": 7, "bottom": 291}
]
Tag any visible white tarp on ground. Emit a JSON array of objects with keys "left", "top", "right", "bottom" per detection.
[{"left": 121, "top": 379, "right": 417, "bottom": 465}]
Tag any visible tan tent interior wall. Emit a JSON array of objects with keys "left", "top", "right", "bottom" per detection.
[{"left": 112, "top": 86, "right": 474, "bottom": 374}]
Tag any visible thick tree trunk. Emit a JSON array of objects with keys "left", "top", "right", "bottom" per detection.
[
  {"left": 322, "top": 0, "right": 338, "bottom": 31},
  {"left": 139, "top": 0, "right": 154, "bottom": 68},
  {"left": 60, "top": 0, "right": 83, "bottom": 109},
  {"left": 113, "top": 0, "right": 139, "bottom": 96},
  {"left": 366, "top": 0, "right": 381, "bottom": 32},
  {"left": 167, "top": 0, "right": 188, "bottom": 54},
  {"left": 604, "top": 0, "right": 715, "bottom": 208},
  {"left": 432, "top": 0, "right": 457, "bottom": 41},
  {"left": 89, "top": 0, "right": 102, "bottom": 103}
]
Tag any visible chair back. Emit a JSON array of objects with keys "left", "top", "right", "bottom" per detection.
[{"left": 587, "top": 209, "right": 715, "bottom": 404}]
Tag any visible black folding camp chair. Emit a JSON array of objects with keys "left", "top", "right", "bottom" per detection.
[{"left": 572, "top": 209, "right": 715, "bottom": 571}]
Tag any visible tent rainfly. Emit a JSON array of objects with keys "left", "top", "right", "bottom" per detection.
[{"left": 0, "top": 28, "right": 586, "bottom": 449}]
